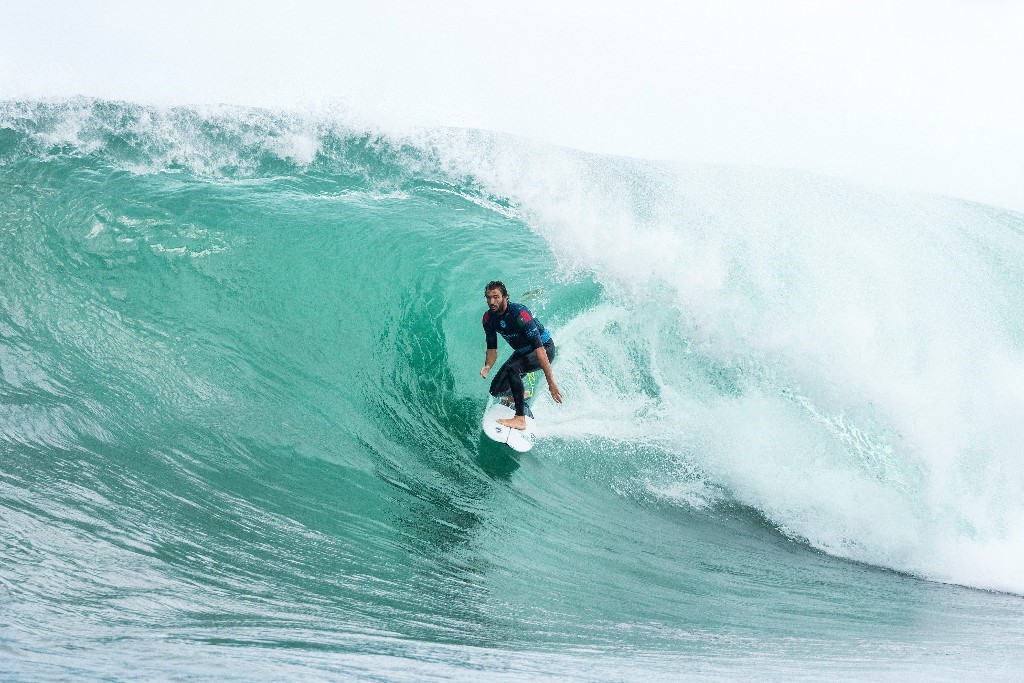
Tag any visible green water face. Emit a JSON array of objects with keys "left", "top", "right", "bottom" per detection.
[{"left": 2, "top": 102, "right": 1024, "bottom": 680}]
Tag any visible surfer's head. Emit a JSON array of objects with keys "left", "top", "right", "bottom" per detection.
[{"left": 485, "top": 281, "right": 508, "bottom": 313}]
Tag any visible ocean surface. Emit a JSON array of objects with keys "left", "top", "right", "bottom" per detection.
[{"left": 1, "top": 99, "right": 1023, "bottom": 681}]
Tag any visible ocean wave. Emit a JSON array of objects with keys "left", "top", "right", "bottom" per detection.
[{"left": 2, "top": 97, "right": 1024, "bottom": 679}]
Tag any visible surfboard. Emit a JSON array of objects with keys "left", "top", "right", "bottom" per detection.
[{"left": 482, "top": 372, "right": 539, "bottom": 452}]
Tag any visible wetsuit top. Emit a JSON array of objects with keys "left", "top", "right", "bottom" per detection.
[{"left": 483, "top": 302, "right": 552, "bottom": 355}]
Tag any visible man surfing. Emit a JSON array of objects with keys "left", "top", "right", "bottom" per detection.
[{"left": 480, "top": 280, "right": 562, "bottom": 430}]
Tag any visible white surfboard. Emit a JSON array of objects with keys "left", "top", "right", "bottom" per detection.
[
  {"left": 482, "top": 371, "right": 540, "bottom": 452},
  {"left": 481, "top": 400, "right": 537, "bottom": 452}
]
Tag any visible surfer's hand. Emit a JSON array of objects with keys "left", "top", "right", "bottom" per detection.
[
  {"left": 480, "top": 365, "right": 491, "bottom": 379},
  {"left": 549, "top": 382, "right": 563, "bottom": 404}
]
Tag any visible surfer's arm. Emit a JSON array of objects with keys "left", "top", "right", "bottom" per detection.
[
  {"left": 481, "top": 349, "right": 497, "bottom": 378},
  {"left": 482, "top": 312, "right": 498, "bottom": 378},
  {"left": 535, "top": 346, "right": 562, "bottom": 404}
]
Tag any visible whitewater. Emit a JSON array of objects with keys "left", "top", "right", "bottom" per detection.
[{"left": 1, "top": 99, "right": 1023, "bottom": 680}]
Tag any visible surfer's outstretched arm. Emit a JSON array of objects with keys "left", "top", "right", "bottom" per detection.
[
  {"left": 480, "top": 349, "right": 497, "bottom": 378},
  {"left": 535, "top": 346, "right": 562, "bottom": 403}
]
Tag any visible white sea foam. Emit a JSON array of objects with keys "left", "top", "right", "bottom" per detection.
[{"left": 417, "top": 129, "right": 1024, "bottom": 593}]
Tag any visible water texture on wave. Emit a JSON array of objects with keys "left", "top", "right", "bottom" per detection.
[{"left": 2, "top": 98, "right": 1024, "bottom": 680}]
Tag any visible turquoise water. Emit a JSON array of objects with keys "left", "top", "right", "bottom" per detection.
[{"left": 2, "top": 99, "right": 1023, "bottom": 680}]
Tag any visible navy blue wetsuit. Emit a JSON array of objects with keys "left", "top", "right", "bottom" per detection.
[{"left": 483, "top": 303, "right": 555, "bottom": 417}]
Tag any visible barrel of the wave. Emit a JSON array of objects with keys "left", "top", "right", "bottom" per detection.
[{"left": 482, "top": 372, "right": 540, "bottom": 452}]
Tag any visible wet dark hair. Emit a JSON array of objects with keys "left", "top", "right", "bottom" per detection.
[{"left": 485, "top": 280, "right": 508, "bottom": 297}]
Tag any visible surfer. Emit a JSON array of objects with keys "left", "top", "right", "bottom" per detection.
[{"left": 480, "top": 280, "right": 562, "bottom": 430}]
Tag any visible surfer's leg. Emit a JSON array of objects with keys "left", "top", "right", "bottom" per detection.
[
  {"left": 488, "top": 365, "right": 512, "bottom": 398},
  {"left": 489, "top": 354, "right": 525, "bottom": 405},
  {"left": 489, "top": 353, "right": 529, "bottom": 416},
  {"left": 507, "top": 366, "right": 527, "bottom": 417},
  {"left": 491, "top": 356, "right": 529, "bottom": 430},
  {"left": 500, "top": 342, "right": 557, "bottom": 414}
]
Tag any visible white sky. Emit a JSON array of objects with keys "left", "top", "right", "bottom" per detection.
[{"left": 2, "top": 0, "right": 1022, "bottom": 210}]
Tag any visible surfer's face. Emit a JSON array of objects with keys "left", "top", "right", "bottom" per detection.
[{"left": 485, "top": 288, "right": 507, "bottom": 314}]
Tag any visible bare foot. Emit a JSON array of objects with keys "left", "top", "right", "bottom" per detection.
[{"left": 497, "top": 415, "right": 527, "bottom": 431}]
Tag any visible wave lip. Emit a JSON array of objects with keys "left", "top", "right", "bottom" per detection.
[{"left": 405, "top": 125, "right": 1024, "bottom": 595}]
